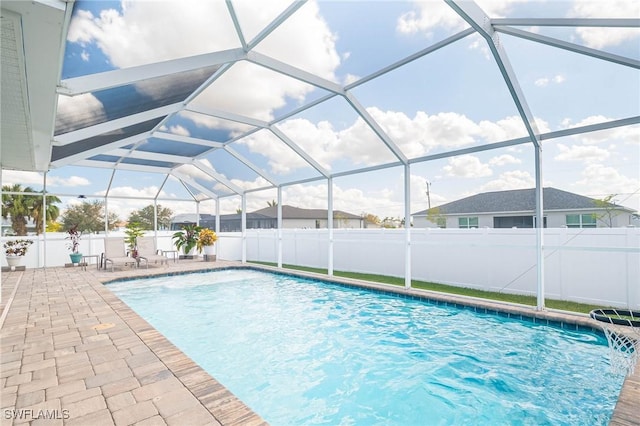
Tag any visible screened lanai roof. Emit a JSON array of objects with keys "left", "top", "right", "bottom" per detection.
[{"left": 1, "top": 0, "right": 639, "bottom": 212}]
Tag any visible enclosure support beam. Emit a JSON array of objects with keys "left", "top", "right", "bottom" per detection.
[
  {"left": 535, "top": 147, "right": 545, "bottom": 310},
  {"left": 215, "top": 199, "right": 220, "bottom": 259},
  {"left": 277, "top": 186, "right": 283, "bottom": 269},
  {"left": 104, "top": 198, "right": 109, "bottom": 235},
  {"left": 241, "top": 195, "right": 247, "bottom": 264},
  {"left": 105, "top": 170, "right": 115, "bottom": 235},
  {"left": 328, "top": 177, "right": 334, "bottom": 277},
  {"left": 42, "top": 172, "right": 47, "bottom": 268},
  {"left": 153, "top": 199, "right": 158, "bottom": 243},
  {"left": 404, "top": 164, "right": 412, "bottom": 289}
]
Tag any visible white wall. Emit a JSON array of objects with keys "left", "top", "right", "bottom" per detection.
[{"left": 245, "top": 227, "right": 640, "bottom": 309}]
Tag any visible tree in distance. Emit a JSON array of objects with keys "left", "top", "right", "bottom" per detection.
[
  {"left": 60, "top": 200, "right": 119, "bottom": 233},
  {"left": 128, "top": 204, "right": 173, "bottom": 230}
]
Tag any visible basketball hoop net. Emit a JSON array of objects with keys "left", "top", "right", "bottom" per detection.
[{"left": 590, "top": 309, "right": 640, "bottom": 377}]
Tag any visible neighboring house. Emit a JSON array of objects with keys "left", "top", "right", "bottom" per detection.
[
  {"left": 412, "top": 187, "right": 637, "bottom": 229},
  {"left": 171, "top": 205, "right": 363, "bottom": 231}
]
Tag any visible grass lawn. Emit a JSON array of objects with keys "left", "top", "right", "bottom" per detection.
[{"left": 248, "top": 261, "right": 604, "bottom": 314}]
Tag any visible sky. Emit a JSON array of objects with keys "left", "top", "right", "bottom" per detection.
[{"left": 2, "top": 0, "right": 639, "bottom": 222}]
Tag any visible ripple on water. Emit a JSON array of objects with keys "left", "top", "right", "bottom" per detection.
[{"left": 108, "top": 269, "right": 625, "bottom": 426}]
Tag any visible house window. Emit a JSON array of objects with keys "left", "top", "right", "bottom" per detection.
[
  {"left": 494, "top": 216, "right": 547, "bottom": 228},
  {"left": 458, "top": 217, "right": 478, "bottom": 229},
  {"left": 315, "top": 220, "right": 321, "bottom": 229},
  {"left": 566, "top": 214, "right": 596, "bottom": 228},
  {"left": 494, "top": 216, "right": 534, "bottom": 228}
]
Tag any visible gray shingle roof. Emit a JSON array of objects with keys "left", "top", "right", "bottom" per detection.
[
  {"left": 253, "top": 205, "right": 361, "bottom": 220},
  {"left": 173, "top": 206, "right": 361, "bottom": 222},
  {"left": 412, "top": 187, "right": 631, "bottom": 216}
]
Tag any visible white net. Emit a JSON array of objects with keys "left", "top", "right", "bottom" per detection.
[
  {"left": 590, "top": 309, "right": 640, "bottom": 377},
  {"left": 602, "top": 326, "right": 640, "bottom": 377}
]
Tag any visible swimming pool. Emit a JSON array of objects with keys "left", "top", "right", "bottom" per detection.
[{"left": 107, "top": 269, "right": 624, "bottom": 425}]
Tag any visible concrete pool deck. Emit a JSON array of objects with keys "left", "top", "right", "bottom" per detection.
[{"left": 1, "top": 260, "right": 638, "bottom": 425}]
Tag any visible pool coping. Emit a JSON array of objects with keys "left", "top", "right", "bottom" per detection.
[{"left": 99, "top": 262, "right": 640, "bottom": 426}]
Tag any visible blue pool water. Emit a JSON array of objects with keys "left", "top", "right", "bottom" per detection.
[{"left": 107, "top": 269, "right": 624, "bottom": 425}]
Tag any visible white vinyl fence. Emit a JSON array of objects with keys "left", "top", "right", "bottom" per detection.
[
  {"left": 3, "top": 228, "right": 638, "bottom": 309},
  {"left": 246, "top": 227, "right": 640, "bottom": 309},
  {"left": 0, "top": 231, "right": 244, "bottom": 270}
]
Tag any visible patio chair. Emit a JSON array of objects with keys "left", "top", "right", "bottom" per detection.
[
  {"left": 104, "top": 237, "right": 138, "bottom": 272},
  {"left": 137, "top": 237, "right": 168, "bottom": 267}
]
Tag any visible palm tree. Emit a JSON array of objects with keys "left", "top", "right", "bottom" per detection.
[
  {"left": 1, "top": 184, "right": 61, "bottom": 235},
  {"left": 31, "top": 193, "right": 62, "bottom": 234},
  {"left": 267, "top": 199, "right": 278, "bottom": 207},
  {"left": 2, "top": 184, "right": 35, "bottom": 236}
]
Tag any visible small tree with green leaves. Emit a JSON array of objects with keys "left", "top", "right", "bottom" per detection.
[
  {"left": 61, "top": 200, "right": 119, "bottom": 233},
  {"left": 425, "top": 207, "right": 446, "bottom": 228},
  {"left": 124, "top": 222, "right": 145, "bottom": 253},
  {"left": 593, "top": 194, "right": 621, "bottom": 228},
  {"left": 128, "top": 204, "right": 173, "bottom": 230}
]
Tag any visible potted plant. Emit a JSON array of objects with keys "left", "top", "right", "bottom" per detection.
[
  {"left": 124, "top": 222, "right": 145, "bottom": 258},
  {"left": 172, "top": 224, "right": 202, "bottom": 258},
  {"left": 66, "top": 225, "right": 83, "bottom": 264},
  {"left": 4, "top": 239, "right": 33, "bottom": 270},
  {"left": 196, "top": 228, "right": 218, "bottom": 256}
]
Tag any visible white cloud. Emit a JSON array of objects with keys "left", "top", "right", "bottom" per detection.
[
  {"left": 47, "top": 176, "right": 91, "bottom": 187},
  {"left": 281, "top": 182, "right": 402, "bottom": 219},
  {"left": 239, "top": 109, "right": 533, "bottom": 175},
  {"left": 554, "top": 143, "right": 610, "bottom": 163},
  {"left": 480, "top": 170, "right": 535, "bottom": 192},
  {"left": 397, "top": 1, "right": 464, "bottom": 37},
  {"left": 535, "top": 78, "right": 549, "bottom": 87},
  {"left": 252, "top": 1, "right": 340, "bottom": 82},
  {"left": 570, "top": 0, "right": 640, "bottom": 49},
  {"left": 67, "top": 3, "right": 237, "bottom": 66},
  {"left": 534, "top": 74, "right": 565, "bottom": 87},
  {"left": 1, "top": 170, "right": 45, "bottom": 187},
  {"left": 56, "top": 93, "right": 106, "bottom": 132},
  {"left": 96, "top": 185, "right": 167, "bottom": 220},
  {"left": 80, "top": 50, "right": 90, "bottom": 61},
  {"left": 561, "top": 116, "right": 640, "bottom": 144},
  {"left": 443, "top": 155, "right": 492, "bottom": 178},
  {"left": 343, "top": 73, "right": 360, "bottom": 86},
  {"left": 479, "top": 115, "right": 534, "bottom": 141},
  {"left": 239, "top": 129, "right": 310, "bottom": 174},
  {"left": 397, "top": 0, "right": 531, "bottom": 37},
  {"left": 174, "top": 163, "right": 216, "bottom": 182},
  {"left": 574, "top": 164, "right": 640, "bottom": 210},
  {"left": 489, "top": 154, "right": 521, "bottom": 166},
  {"left": 277, "top": 118, "right": 341, "bottom": 170},
  {"left": 177, "top": 111, "right": 252, "bottom": 137},
  {"left": 67, "top": 1, "right": 340, "bottom": 122},
  {"left": 190, "top": 61, "right": 314, "bottom": 122},
  {"left": 167, "top": 125, "right": 190, "bottom": 137}
]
